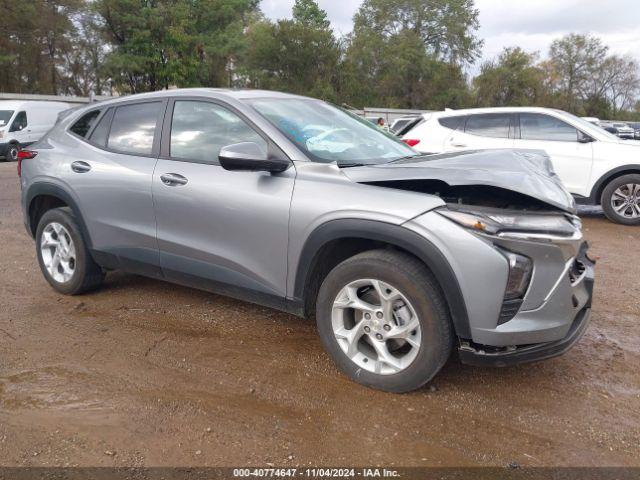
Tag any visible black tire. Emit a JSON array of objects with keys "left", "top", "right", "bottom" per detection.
[
  {"left": 36, "top": 207, "right": 104, "bottom": 295},
  {"left": 5, "top": 143, "right": 19, "bottom": 162},
  {"left": 601, "top": 174, "right": 640, "bottom": 225},
  {"left": 316, "top": 249, "right": 453, "bottom": 393}
]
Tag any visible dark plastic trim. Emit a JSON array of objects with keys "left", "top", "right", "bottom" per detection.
[
  {"left": 459, "top": 305, "right": 592, "bottom": 367},
  {"left": 24, "top": 182, "right": 93, "bottom": 247},
  {"left": 293, "top": 218, "right": 471, "bottom": 338}
]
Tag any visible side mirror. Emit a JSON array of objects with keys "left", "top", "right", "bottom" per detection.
[
  {"left": 578, "top": 131, "right": 594, "bottom": 143},
  {"left": 218, "top": 142, "right": 290, "bottom": 173}
]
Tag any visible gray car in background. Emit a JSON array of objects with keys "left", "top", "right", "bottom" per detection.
[{"left": 19, "top": 89, "right": 594, "bottom": 392}]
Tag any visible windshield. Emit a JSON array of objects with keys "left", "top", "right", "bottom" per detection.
[
  {"left": 0, "top": 110, "right": 14, "bottom": 127},
  {"left": 247, "top": 98, "right": 417, "bottom": 165}
]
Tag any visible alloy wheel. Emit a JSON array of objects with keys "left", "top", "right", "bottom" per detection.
[
  {"left": 611, "top": 183, "right": 640, "bottom": 219},
  {"left": 331, "top": 279, "right": 421, "bottom": 375},
  {"left": 40, "top": 222, "right": 76, "bottom": 283}
]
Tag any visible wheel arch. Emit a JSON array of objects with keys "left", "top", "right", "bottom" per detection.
[
  {"left": 293, "top": 219, "right": 471, "bottom": 339},
  {"left": 589, "top": 165, "right": 640, "bottom": 205},
  {"left": 26, "top": 182, "right": 93, "bottom": 249}
]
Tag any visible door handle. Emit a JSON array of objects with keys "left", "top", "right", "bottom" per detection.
[
  {"left": 71, "top": 161, "right": 91, "bottom": 173},
  {"left": 160, "top": 173, "right": 188, "bottom": 186},
  {"left": 450, "top": 141, "right": 467, "bottom": 148}
]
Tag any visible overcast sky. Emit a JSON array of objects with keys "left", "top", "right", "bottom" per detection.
[{"left": 260, "top": 0, "right": 640, "bottom": 73}]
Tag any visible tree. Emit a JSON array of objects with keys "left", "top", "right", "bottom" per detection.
[
  {"left": 95, "top": 0, "right": 259, "bottom": 93},
  {"left": 292, "top": 0, "right": 330, "bottom": 29},
  {"left": 351, "top": 0, "right": 482, "bottom": 65},
  {"left": 547, "top": 33, "right": 608, "bottom": 111},
  {"left": 473, "top": 47, "right": 546, "bottom": 107},
  {"left": 542, "top": 33, "right": 640, "bottom": 117},
  {"left": 340, "top": 0, "right": 479, "bottom": 109},
  {"left": 242, "top": 0, "right": 340, "bottom": 100},
  {"left": 0, "top": 0, "right": 82, "bottom": 94}
]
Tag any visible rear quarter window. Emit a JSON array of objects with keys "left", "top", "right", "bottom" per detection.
[
  {"left": 438, "top": 116, "right": 466, "bottom": 131},
  {"left": 69, "top": 110, "right": 101, "bottom": 138}
]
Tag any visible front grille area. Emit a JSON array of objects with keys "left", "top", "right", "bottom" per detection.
[{"left": 569, "top": 258, "right": 586, "bottom": 285}]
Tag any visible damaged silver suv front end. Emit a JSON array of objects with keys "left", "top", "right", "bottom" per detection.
[
  {"left": 344, "top": 149, "right": 595, "bottom": 366},
  {"left": 434, "top": 206, "right": 593, "bottom": 365}
]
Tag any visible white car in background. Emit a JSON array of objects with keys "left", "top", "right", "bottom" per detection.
[
  {"left": 402, "top": 107, "right": 640, "bottom": 225},
  {"left": 0, "top": 101, "right": 70, "bottom": 161}
]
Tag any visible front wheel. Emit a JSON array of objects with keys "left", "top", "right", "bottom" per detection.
[
  {"left": 316, "top": 249, "right": 453, "bottom": 393},
  {"left": 601, "top": 174, "right": 640, "bottom": 225}
]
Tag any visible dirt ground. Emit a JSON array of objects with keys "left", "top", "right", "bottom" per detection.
[{"left": 0, "top": 162, "right": 638, "bottom": 468}]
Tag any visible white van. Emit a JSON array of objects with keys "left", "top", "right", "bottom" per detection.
[{"left": 0, "top": 101, "right": 70, "bottom": 161}]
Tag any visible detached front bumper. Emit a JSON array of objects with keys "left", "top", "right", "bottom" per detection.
[
  {"left": 458, "top": 305, "right": 591, "bottom": 366},
  {"left": 459, "top": 243, "right": 595, "bottom": 367}
]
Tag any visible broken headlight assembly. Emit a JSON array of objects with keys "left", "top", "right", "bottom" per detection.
[
  {"left": 436, "top": 207, "right": 580, "bottom": 237},
  {"left": 436, "top": 206, "right": 580, "bottom": 324}
]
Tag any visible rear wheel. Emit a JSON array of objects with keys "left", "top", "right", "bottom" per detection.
[
  {"left": 5, "top": 143, "right": 19, "bottom": 162},
  {"left": 601, "top": 174, "right": 640, "bottom": 225},
  {"left": 316, "top": 249, "right": 453, "bottom": 393},
  {"left": 36, "top": 207, "right": 104, "bottom": 295}
]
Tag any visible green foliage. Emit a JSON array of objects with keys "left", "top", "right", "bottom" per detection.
[
  {"left": 1, "top": 0, "right": 639, "bottom": 121},
  {"left": 0, "top": 0, "right": 82, "bottom": 94},
  {"left": 292, "top": 0, "right": 330, "bottom": 29},
  {"left": 95, "top": 0, "right": 259, "bottom": 93},
  {"left": 241, "top": 0, "right": 340, "bottom": 100},
  {"left": 340, "top": 0, "right": 480, "bottom": 109},
  {"left": 473, "top": 47, "right": 546, "bottom": 107}
]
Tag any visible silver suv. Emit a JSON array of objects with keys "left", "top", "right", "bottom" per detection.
[{"left": 19, "top": 89, "right": 595, "bottom": 392}]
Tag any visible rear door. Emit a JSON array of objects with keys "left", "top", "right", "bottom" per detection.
[
  {"left": 514, "top": 112, "right": 593, "bottom": 196},
  {"left": 61, "top": 100, "right": 166, "bottom": 275},
  {"left": 443, "top": 113, "right": 515, "bottom": 151},
  {"left": 152, "top": 98, "right": 295, "bottom": 299}
]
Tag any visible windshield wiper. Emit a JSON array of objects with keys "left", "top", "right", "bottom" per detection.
[
  {"left": 387, "top": 153, "right": 423, "bottom": 163},
  {"left": 336, "top": 161, "right": 369, "bottom": 168}
]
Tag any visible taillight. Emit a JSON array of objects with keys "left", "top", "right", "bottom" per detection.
[
  {"left": 403, "top": 139, "right": 420, "bottom": 147},
  {"left": 17, "top": 149, "right": 37, "bottom": 177}
]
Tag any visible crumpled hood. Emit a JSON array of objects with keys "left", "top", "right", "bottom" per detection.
[{"left": 342, "top": 149, "right": 576, "bottom": 213}]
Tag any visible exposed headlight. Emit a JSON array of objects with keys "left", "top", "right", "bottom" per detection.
[
  {"left": 500, "top": 249, "right": 533, "bottom": 300},
  {"left": 436, "top": 208, "right": 578, "bottom": 237},
  {"left": 0, "top": 130, "right": 4, "bottom": 139}
]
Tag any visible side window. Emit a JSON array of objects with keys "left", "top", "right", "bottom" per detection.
[
  {"left": 520, "top": 113, "right": 578, "bottom": 142},
  {"left": 10, "top": 111, "right": 27, "bottom": 132},
  {"left": 465, "top": 114, "right": 511, "bottom": 138},
  {"left": 107, "top": 102, "right": 162, "bottom": 155},
  {"left": 88, "top": 108, "right": 113, "bottom": 147},
  {"left": 170, "top": 100, "right": 267, "bottom": 163},
  {"left": 69, "top": 110, "right": 101, "bottom": 138},
  {"left": 438, "top": 115, "right": 466, "bottom": 131}
]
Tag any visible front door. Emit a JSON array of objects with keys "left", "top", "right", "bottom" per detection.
[
  {"left": 152, "top": 99, "right": 295, "bottom": 299},
  {"left": 514, "top": 112, "right": 594, "bottom": 196}
]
